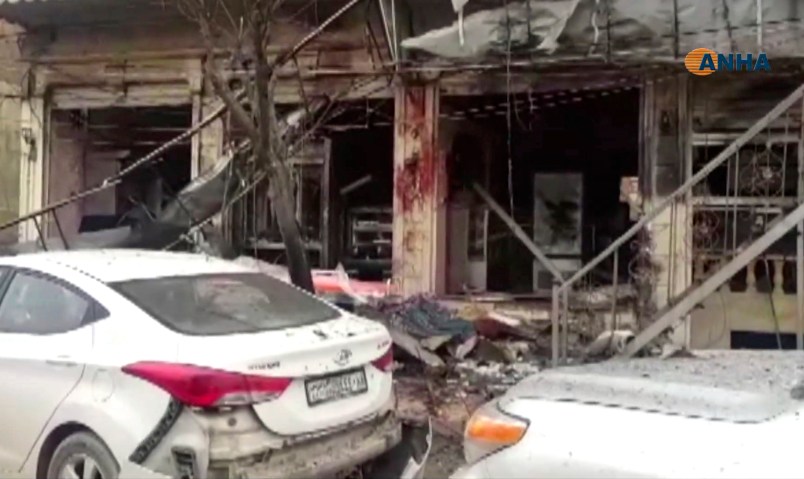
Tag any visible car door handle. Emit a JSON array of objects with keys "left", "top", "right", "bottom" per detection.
[{"left": 46, "top": 356, "right": 77, "bottom": 367}]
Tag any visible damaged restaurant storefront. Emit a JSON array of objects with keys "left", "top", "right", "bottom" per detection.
[{"left": 2, "top": 0, "right": 804, "bottom": 380}]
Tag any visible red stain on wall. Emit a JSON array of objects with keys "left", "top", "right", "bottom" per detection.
[{"left": 395, "top": 87, "right": 436, "bottom": 214}]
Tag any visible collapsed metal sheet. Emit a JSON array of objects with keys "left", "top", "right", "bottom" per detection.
[
  {"left": 401, "top": 0, "right": 581, "bottom": 59},
  {"left": 159, "top": 151, "right": 238, "bottom": 228},
  {"left": 0, "top": 97, "right": 332, "bottom": 257},
  {"left": 402, "top": 0, "right": 802, "bottom": 60},
  {"left": 159, "top": 96, "right": 331, "bottom": 229},
  {"left": 563, "top": 0, "right": 803, "bottom": 58}
]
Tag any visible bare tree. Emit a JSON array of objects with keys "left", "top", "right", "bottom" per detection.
[{"left": 178, "top": 0, "right": 315, "bottom": 292}]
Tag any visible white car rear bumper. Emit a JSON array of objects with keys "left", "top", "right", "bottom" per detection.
[
  {"left": 127, "top": 406, "right": 432, "bottom": 479},
  {"left": 220, "top": 412, "right": 403, "bottom": 479}
]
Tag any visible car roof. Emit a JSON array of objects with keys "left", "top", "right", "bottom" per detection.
[{"left": 0, "top": 249, "right": 251, "bottom": 283}]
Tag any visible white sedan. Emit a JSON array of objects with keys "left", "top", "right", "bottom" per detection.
[
  {"left": 0, "top": 249, "right": 428, "bottom": 479},
  {"left": 452, "top": 351, "right": 804, "bottom": 479}
]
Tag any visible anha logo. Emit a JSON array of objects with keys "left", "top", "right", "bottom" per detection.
[
  {"left": 685, "top": 48, "right": 770, "bottom": 76},
  {"left": 334, "top": 349, "right": 352, "bottom": 366}
]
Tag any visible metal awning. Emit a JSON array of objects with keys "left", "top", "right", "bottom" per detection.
[
  {"left": 0, "top": 0, "right": 60, "bottom": 4},
  {"left": 0, "top": 0, "right": 182, "bottom": 28},
  {"left": 0, "top": 0, "right": 339, "bottom": 28},
  {"left": 402, "top": 0, "right": 804, "bottom": 61}
]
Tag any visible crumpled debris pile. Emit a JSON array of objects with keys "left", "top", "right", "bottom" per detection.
[
  {"left": 355, "top": 295, "right": 550, "bottom": 377},
  {"left": 378, "top": 295, "right": 475, "bottom": 342},
  {"left": 352, "top": 296, "right": 552, "bottom": 437},
  {"left": 376, "top": 295, "right": 478, "bottom": 361},
  {"left": 243, "top": 257, "right": 563, "bottom": 434}
]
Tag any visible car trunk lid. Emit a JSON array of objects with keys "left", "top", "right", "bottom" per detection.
[{"left": 176, "top": 314, "right": 394, "bottom": 435}]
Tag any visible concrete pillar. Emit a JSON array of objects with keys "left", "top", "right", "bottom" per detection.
[
  {"left": 192, "top": 60, "right": 226, "bottom": 178},
  {"left": 197, "top": 96, "right": 225, "bottom": 175},
  {"left": 46, "top": 111, "right": 85, "bottom": 237},
  {"left": 17, "top": 95, "right": 46, "bottom": 243},
  {"left": 195, "top": 68, "right": 226, "bottom": 243},
  {"left": 392, "top": 82, "right": 447, "bottom": 296},
  {"left": 642, "top": 75, "right": 693, "bottom": 347},
  {"left": 0, "top": 82, "right": 21, "bottom": 246}
]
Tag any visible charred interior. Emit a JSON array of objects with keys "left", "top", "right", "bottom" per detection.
[
  {"left": 328, "top": 105, "right": 394, "bottom": 281},
  {"left": 47, "top": 106, "right": 192, "bottom": 238},
  {"left": 441, "top": 89, "right": 640, "bottom": 296},
  {"left": 232, "top": 100, "right": 394, "bottom": 281}
]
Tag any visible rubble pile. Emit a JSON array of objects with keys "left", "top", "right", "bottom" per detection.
[
  {"left": 353, "top": 295, "right": 550, "bottom": 437},
  {"left": 356, "top": 295, "right": 549, "bottom": 371},
  {"left": 376, "top": 295, "right": 478, "bottom": 360},
  {"left": 243, "top": 259, "right": 597, "bottom": 434}
]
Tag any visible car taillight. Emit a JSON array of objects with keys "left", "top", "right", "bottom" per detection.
[
  {"left": 122, "top": 361, "right": 292, "bottom": 408},
  {"left": 371, "top": 347, "right": 394, "bottom": 372}
]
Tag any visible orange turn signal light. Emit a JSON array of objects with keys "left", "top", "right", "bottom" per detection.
[{"left": 466, "top": 414, "right": 527, "bottom": 445}]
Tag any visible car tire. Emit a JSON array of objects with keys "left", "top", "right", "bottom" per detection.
[{"left": 47, "top": 431, "right": 119, "bottom": 479}]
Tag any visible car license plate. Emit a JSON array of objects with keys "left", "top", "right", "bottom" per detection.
[{"left": 305, "top": 368, "right": 368, "bottom": 406}]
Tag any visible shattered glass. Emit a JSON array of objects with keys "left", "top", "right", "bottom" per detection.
[{"left": 111, "top": 272, "right": 340, "bottom": 335}]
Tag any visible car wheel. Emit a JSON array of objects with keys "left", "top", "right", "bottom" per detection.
[{"left": 47, "top": 431, "right": 119, "bottom": 479}]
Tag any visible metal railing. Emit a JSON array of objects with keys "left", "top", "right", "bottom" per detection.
[{"left": 550, "top": 83, "right": 804, "bottom": 366}]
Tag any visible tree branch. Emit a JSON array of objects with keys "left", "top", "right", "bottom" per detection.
[
  {"left": 266, "top": 72, "right": 287, "bottom": 160},
  {"left": 252, "top": 8, "right": 274, "bottom": 169},
  {"left": 196, "top": 12, "right": 260, "bottom": 144}
]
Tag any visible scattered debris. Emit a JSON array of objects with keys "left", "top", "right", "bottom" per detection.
[
  {"left": 242, "top": 261, "right": 617, "bottom": 439},
  {"left": 451, "top": 334, "right": 478, "bottom": 360},
  {"left": 471, "top": 315, "right": 537, "bottom": 341},
  {"left": 584, "top": 330, "right": 635, "bottom": 358},
  {"left": 455, "top": 360, "right": 543, "bottom": 395},
  {"left": 571, "top": 284, "right": 637, "bottom": 309},
  {"left": 354, "top": 295, "right": 559, "bottom": 439},
  {"left": 379, "top": 296, "right": 476, "bottom": 343},
  {"left": 660, "top": 344, "right": 699, "bottom": 360},
  {"left": 354, "top": 302, "right": 447, "bottom": 370},
  {"left": 470, "top": 339, "right": 508, "bottom": 363},
  {"left": 376, "top": 295, "right": 478, "bottom": 359},
  {"left": 388, "top": 326, "right": 447, "bottom": 369},
  {"left": 236, "top": 256, "right": 390, "bottom": 300}
]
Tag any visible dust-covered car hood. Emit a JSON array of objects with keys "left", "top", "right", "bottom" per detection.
[{"left": 500, "top": 350, "right": 804, "bottom": 423}]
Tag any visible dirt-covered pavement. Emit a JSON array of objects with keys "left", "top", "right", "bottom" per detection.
[{"left": 423, "top": 434, "right": 464, "bottom": 479}]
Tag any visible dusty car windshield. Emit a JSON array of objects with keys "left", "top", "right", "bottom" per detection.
[{"left": 111, "top": 272, "right": 339, "bottom": 335}]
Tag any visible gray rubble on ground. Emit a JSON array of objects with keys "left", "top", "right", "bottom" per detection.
[
  {"left": 246, "top": 258, "right": 631, "bottom": 434},
  {"left": 350, "top": 294, "right": 555, "bottom": 435}
]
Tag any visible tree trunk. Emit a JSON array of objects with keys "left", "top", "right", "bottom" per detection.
[{"left": 270, "top": 161, "right": 315, "bottom": 293}]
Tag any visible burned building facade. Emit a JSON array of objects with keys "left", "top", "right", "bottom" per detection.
[{"left": 2, "top": 0, "right": 804, "bottom": 356}]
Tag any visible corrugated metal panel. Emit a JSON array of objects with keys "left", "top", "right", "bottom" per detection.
[
  {"left": 0, "top": 0, "right": 179, "bottom": 27},
  {"left": 0, "top": 0, "right": 47, "bottom": 4}
]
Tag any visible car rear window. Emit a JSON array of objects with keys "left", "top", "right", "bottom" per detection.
[{"left": 111, "top": 273, "right": 340, "bottom": 335}]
